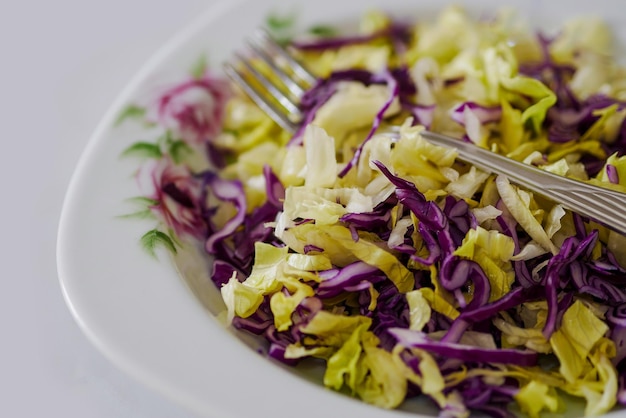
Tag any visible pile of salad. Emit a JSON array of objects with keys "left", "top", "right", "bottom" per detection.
[{"left": 121, "top": 6, "right": 626, "bottom": 418}]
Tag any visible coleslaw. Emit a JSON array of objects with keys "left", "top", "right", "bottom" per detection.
[{"left": 122, "top": 5, "right": 626, "bottom": 418}]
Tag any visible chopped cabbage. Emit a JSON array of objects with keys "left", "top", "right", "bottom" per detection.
[{"left": 166, "top": 5, "right": 626, "bottom": 417}]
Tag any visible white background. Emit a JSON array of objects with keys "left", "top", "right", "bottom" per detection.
[{"left": 1, "top": 1, "right": 216, "bottom": 416}]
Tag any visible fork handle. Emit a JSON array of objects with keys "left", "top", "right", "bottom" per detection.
[{"left": 420, "top": 131, "right": 626, "bottom": 236}]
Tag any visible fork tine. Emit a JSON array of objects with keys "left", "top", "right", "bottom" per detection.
[
  {"left": 225, "top": 31, "right": 626, "bottom": 237},
  {"left": 224, "top": 30, "right": 317, "bottom": 135},
  {"left": 246, "top": 39, "right": 307, "bottom": 99},
  {"left": 234, "top": 52, "right": 302, "bottom": 116},
  {"left": 256, "top": 29, "right": 317, "bottom": 86},
  {"left": 223, "top": 61, "right": 298, "bottom": 133}
]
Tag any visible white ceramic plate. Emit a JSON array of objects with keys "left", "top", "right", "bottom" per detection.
[{"left": 57, "top": 0, "right": 626, "bottom": 417}]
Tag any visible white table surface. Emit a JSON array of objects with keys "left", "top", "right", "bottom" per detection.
[{"left": 1, "top": 1, "right": 216, "bottom": 416}]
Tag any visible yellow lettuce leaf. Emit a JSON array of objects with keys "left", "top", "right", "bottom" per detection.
[
  {"left": 500, "top": 76, "right": 557, "bottom": 134},
  {"left": 406, "top": 290, "right": 432, "bottom": 331},
  {"left": 550, "top": 300, "right": 609, "bottom": 383},
  {"left": 495, "top": 175, "right": 558, "bottom": 254},
  {"left": 453, "top": 226, "right": 516, "bottom": 301},
  {"left": 324, "top": 322, "right": 370, "bottom": 391},
  {"left": 243, "top": 242, "right": 289, "bottom": 293},
  {"left": 220, "top": 275, "right": 264, "bottom": 325},
  {"left": 560, "top": 338, "right": 618, "bottom": 416},
  {"left": 270, "top": 287, "right": 314, "bottom": 331},
  {"left": 355, "top": 333, "right": 408, "bottom": 409},
  {"left": 419, "top": 287, "right": 460, "bottom": 320},
  {"left": 300, "top": 311, "right": 372, "bottom": 348},
  {"left": 283, "top": 223, "right": 415, "bottom": 292},
  {"left": 514, "top": 380, "right": 560, "bottom": 418}
]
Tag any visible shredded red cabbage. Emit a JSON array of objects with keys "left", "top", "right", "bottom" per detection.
[{"left": 389, "top": 328, "right": 539, "bottom": 366}]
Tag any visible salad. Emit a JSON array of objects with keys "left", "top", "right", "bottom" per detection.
[{"left": 120, "top": 6, "right": 626, "bottom": 418}]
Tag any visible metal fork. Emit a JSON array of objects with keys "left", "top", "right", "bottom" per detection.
[{"left": 223, "top": 29, "right": 626, "bottom": 237}]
